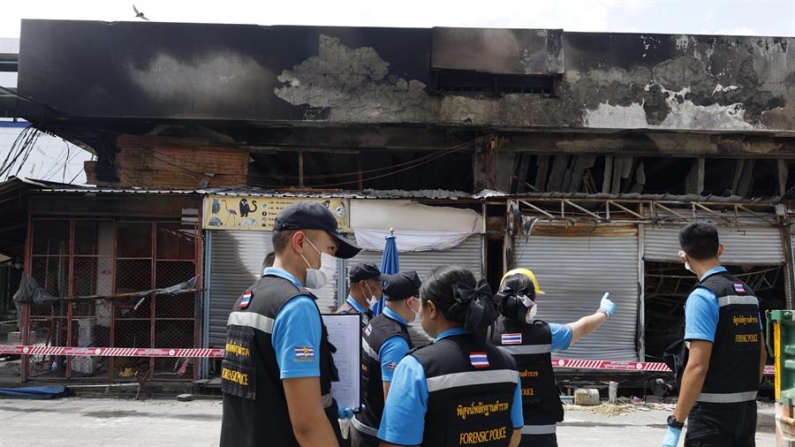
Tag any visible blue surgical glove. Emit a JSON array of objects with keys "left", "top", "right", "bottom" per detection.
[
  {"left": 662, "top": 426, "right": 682, "bottom": 447},
  {"left": 598, "top": 292, "right": 615, "bottom": 318},
  {"left": 337, "top": 407, "right": 354, "bottom": 419}
]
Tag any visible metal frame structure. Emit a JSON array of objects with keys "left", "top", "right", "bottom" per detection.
[{"left": 21, "top": 216, "right": 201, "bottom": 382}]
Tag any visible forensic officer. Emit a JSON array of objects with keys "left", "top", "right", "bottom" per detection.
[
  {"left": 351, "top": 271, "right": 422, "bottom": 447},
  {"left": 219, "top": 201, "right": 361, "bottom": 447},
  {"left": 490, "top": 268, "right": 615, "bottom": 447},
  {"left": 337, "top": 263, "right": 383, "bottom": 327},
  {"left": 662, "top": 221, "right": 765, "bottom": 447},
  {"left": 378, "top": 266, "right": 523, "bottom": 447}
]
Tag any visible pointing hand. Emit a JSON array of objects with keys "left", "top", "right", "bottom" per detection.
[{"left": 597, "top": 292, "right": 615, "bottom": 318}]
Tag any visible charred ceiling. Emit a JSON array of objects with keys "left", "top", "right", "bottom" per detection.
[{"left": 505, "top": 153, "right": 789, "bottom": 198}]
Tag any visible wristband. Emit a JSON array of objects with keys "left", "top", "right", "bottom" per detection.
[{"left": 667, "top": 414, "right": 684, "bottom": 429}]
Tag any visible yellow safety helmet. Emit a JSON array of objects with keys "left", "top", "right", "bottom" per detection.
[{"left": 500, "top": 268, "right": 545, "bottom": 296}]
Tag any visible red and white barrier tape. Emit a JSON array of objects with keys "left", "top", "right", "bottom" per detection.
[
  {"left": 0, "top": 345, "right": 224, "bottom": 358},
  {"left": 0, "top": 344, "right": 775, "bottom": 375},
  {"left": 551, "top": 357, "right": 775, "bottom": 375}
]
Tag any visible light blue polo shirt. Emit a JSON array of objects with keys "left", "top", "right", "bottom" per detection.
[
  {"left": 345, "top": 295, "right": 368, "bottom": 314},
  {"left": 379, "top": 307, "right": 412, "bottom": 382},
  {"left": 263, "top": 267, "right": 322, "bottom": 379},
  {"left": 378, "top": 327, "right": 524, "bottom": 445},
  {"left": 549, "top": 323, "right": 573, "bottom": 351}
]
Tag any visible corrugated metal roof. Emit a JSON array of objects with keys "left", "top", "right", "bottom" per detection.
[
  {"left": 24, "top": 178, "right": 783, "bottom": 204},
  {"left": 202, "top": 188, "right": 474, "bottom": 199},
  {"left": 35, "top": 185, "right": 477, "bottom": 200}
]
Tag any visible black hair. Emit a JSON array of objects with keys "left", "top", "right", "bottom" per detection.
[
  {"left": 262, "top": 251, "right": 275, "bottom": 269},
  {"left": 272, "top": 230, "right": 297, "bottom": 254},
  {"left": 494, "top": 273, "right": 536, "bottom": 323},
  {"left": 420, "top": 265, "right": 498, "bottom": 341},
  {"left": 679, "top": 221, "right": 720, "bottom": 260}
]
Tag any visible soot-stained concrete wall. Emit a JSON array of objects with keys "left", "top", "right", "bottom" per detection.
[
  {"left": 18, "top": 21, "right": 795, "bottom": 134},
  {"left": 276, "top": 32, "right": 793, "bottom": 132}
]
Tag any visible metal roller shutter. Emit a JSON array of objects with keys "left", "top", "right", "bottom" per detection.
[
  {"left": 644, "top": 226, "right": 784, "bottom": 265},
  {"left": 205, "top": 230, "right": 339, "bottom": 348},
  {"left": 348, "top": 234, "right": 485, "bottom": 346},
  {"left": 514, "top": 231, "right": 639, "bottom": 361}
]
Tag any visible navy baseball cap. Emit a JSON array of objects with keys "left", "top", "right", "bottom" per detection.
[
  {"left": 273, "top": 201, "right": 361, "bottom": 259},
  {"left": 383, "top": 271, "right": 422, "bottom": 301},
  {"left": 350, "top": 263, "right": 385, "bottom": 283}
]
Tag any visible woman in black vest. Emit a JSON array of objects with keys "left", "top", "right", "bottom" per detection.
[
  {"left": 377, "top": 266, "right": 523, "bottom": 447},
  {"left": 491, "top": 268, "right": 615, "bottom": 447}
]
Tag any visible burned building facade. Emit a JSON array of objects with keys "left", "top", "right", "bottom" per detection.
[{"left": 6, "top": 20, "right": 795, "bottom": 378}]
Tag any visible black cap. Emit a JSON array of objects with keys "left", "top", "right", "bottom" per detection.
[
  {"left": 273, "top": 201, "right": 361, "bottom": 259},
  {"left": 350, "top": 263, "right": 384, "bottom": 283},
  {"left": 383, "top": 271, "right": 422, "bottom": 301}
]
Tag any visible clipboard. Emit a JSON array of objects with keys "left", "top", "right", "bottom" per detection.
[{"left": 322, "top": 313, "right": 362, "bottom": 410}]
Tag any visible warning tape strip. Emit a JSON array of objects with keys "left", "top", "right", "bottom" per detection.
[
  {"left": 0, "top": 345, "right": 224, "bottom": 358},
  {"left": 550, "top": 357, "right": 775, "bottom": 376},
  {"left": 0, "top": 345, "right": 775, "bottom": 375}
]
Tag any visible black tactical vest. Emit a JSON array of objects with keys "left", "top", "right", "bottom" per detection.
[
  {"left": 219, "top": 274, "right": 340, "bottom": 447},
  {"left": 411, "top": 332, "right": 519, "bottom": 447},
  {"left": 355, "top": 313, "right": 413, "bottom": 434},
  {"left": 695, "top": 271, "right": 761, "bottom": 403},
  {"left": 491, "top": 317, "right": 563, "bottom": 440}
]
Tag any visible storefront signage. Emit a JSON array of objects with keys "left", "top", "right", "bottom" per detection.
[{"left": 202, "top": 196, "right": 350, "bottom": 232}]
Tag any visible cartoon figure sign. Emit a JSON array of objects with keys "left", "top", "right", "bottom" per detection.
[{"left": 202, "top": 196, "right": 350, "bottom": 232}]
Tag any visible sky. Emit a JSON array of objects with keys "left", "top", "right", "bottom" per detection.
[
  {"left": 2, "top": 0, "right": 795, "bottom": 38},
  {"left": 1, "top": 0, "right": 794, "bottom": 185}
]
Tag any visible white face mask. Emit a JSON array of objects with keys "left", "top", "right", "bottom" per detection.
[
  {"left": 525, "top": 303, "right": 538, "bottom": 324},
  {"left": 409, "top": 298, "right": 420, "bottom": 323},
  {"left": 301, "top": 238, "right": 337, "bottom": 289},
  {"left": 365, "top": 283, "right": 379, "bottom": 308},
  {"left": 684, "top": 261, "right": 695, "bottom": 275}
]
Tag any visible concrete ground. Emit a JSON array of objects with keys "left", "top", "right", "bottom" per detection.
[{"left": 0, "top": 397, "right": 777, "bottom": 447}]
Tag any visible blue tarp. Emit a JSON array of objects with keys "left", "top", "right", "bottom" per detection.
[
  {"left": 0, "top": 385, "right": 72, "bottom": 399},
  {"left": 373, "top": 235, "right": 399, "bottom": 317}
]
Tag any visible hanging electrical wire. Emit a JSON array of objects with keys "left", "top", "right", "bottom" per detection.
[
  {"left": 14, "top": 128, "right": 42, "bottom": 177},
  {"left": 0, "top": 125, "right": 41, "bottom": 180}
]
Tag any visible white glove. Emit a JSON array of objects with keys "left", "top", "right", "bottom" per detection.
[{"left": 597, "top": 292, "right": 615, "bottom": 318}]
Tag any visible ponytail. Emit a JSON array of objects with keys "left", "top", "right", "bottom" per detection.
[{"left": 494, "top": 273, "right": 535, "bottom": 324}]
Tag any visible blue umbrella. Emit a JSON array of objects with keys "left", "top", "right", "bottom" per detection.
[{"left": 373, "top": 229, "right": 399, "bottom": 317}]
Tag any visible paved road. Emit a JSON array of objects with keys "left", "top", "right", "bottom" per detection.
[{"left": 0, "top": 398, "right": 777, "bottom": 446}]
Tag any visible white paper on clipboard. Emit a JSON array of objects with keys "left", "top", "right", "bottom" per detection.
[{"left": 322, "top": 313, "right": 362, "bottom": 410}]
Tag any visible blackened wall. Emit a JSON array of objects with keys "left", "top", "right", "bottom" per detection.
[{"left": 17, "top": 20, "right": 795, "bottom": 133}]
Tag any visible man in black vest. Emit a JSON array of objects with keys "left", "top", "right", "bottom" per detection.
[
  {"left": 351, "top": 270, "right": 421, "bottom": 447},
  {"left": 662, "top": 221, "right": 766, "bottom": 447},
  {"left": 219, "top": 201, "right": 361, "bottom": 447},
  {"left": 336, "top": 263, "right": 383, "bottom": 327},
  {"left": 491, "top": 268, "right": 615, "bottom": 447}
]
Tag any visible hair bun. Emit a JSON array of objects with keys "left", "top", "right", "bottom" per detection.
[{"left": 449, "top": 279, "right": 498, "bottom": 334}]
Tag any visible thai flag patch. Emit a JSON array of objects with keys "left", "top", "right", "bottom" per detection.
[
  {"left": 470, "top": 352, "right": 490, "bottom": 369},
  {"left": 364, "top": 325, "right": 372, "bottom": 336},
  {"left": 734, "top": 283, "right": 746, "bottom": 294},
  {"left": 294, "top": 346, "right": 315, "bottom": 359},
  {"left": 239, "top": 291, "right": 252, "bottom": 308},
  {"left": 385, "top": 361, "right": 398, "bottom": 371},
  {"left": 501, "top": 333, "right": 522, "bottom": 345}
]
